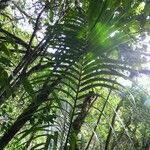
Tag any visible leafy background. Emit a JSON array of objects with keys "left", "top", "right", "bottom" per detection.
[{"left": 0, "top": 0, "right": 150, "bottom": 149}]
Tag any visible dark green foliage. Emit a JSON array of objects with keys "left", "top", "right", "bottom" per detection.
[{"left": 0, "top": 0, "right": 150, "bottom": 149}]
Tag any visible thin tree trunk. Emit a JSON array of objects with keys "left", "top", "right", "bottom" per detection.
[
  {"left": 105, "top": 102, "right": 122, "bottom": 150},
  {"left": 71, "top": 92, "right": 97, "bottom": 150},
  {"left": 72, "top": 91, "right": 97, "bottom": 135}
]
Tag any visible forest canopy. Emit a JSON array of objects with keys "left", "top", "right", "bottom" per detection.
[{"left": 0, "top": 0, "right": 150, "bottom": 149}]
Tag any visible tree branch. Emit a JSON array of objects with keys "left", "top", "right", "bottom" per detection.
[{"left": 0, "top": 28, "right": 29, "bottom": 49}]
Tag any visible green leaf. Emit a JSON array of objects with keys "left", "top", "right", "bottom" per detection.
[
  {"left": 0, "top": 43, "right": 10, "bottom": 56},
  {"left": 0, "top": 67, "right": 12, "bottom": 96},
  {"left": 0, "top": 56, "right": 12, "bottom": 66},
  {"left": 79, "top": 83, "right": 118, "bottom": 93},
  {"left": 81, "top": 77, "right": 123, "bottom": 87},
  {"left": 53, "top": 131, "right": 58, "bottom": 150},
  {"left": 50, "top": 9, "right": 54, "bottom": 22},
  {"left": 21, "top": 77, "right": 36, "bottom": 100}
]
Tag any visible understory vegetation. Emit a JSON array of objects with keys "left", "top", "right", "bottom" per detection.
[{"left": 0, "top": 0, "right": 150, "bottom": 149}]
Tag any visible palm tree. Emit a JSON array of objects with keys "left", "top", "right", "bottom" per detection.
[{"left": 0, "top": 0, "right": 150, "bottom": 149}]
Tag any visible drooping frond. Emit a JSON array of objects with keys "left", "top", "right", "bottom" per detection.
[{"left": 0, "top": 0, "right": 150, "bottom": 150}]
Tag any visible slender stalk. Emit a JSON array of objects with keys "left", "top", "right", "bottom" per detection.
[
  {"left": 23, "top": 132, "right": 35, "bottom": 150},
  {"left": 85, "top": 88, "right": 112, "bottom": 150},
  {"left": 0, "top": 28, "right": 29, "bottom": 49},
  {"left": 0, "top": 36, "right": 49, "bottom": 106},
  {"left": 28, "top": 5, "right": 48, "bottom": 48},
  {"left": 105, "top": 101, "right": 122, "bottom": 150},
  {"left": 72, "top": 93, "right": 97, "bottom": 135},
  {"left": 63, "top": 62, "right": 83, "bottom": 150},
  {"left": 110, "top": 117, "right": 132, "bottom": 150}
]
